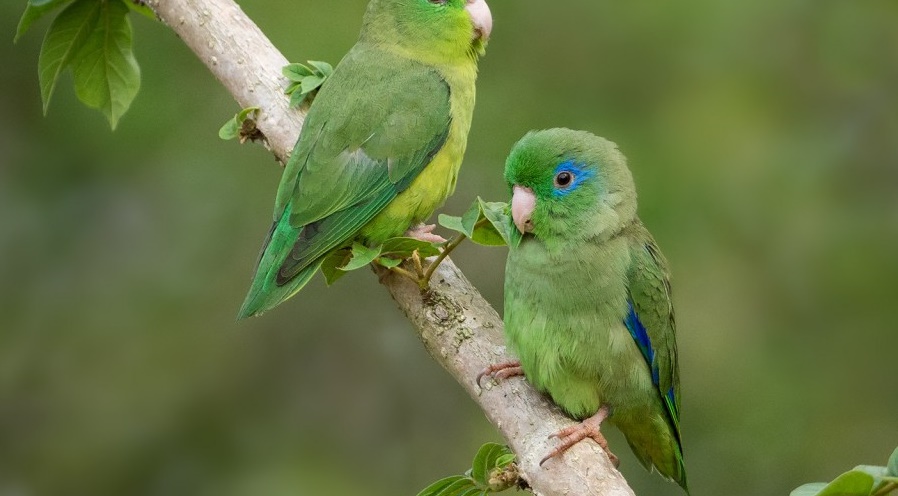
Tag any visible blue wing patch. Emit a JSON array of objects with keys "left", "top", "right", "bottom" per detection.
[
  {"left": 623, "top": 299, "right": 680, "bottom": 425},
  {"left": 623, "top": 299, "right": 658, "bottom": 385}
]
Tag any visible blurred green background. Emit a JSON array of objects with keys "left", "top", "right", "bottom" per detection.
[{"left": 2, "top": 0, "right": 897, "bottom": 495}]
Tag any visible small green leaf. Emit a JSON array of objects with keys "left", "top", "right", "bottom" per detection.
[
  {"left": 470, "top": 443, "right": 512, "bottom": 486},
  {"left": 889, "top": 447, "right": 898, "bottom": 477},
  {"left": 791, "top": 483, "right": 828, "bottom": 496},
  {"left": 37, "top": 0, "right": 100, "bottom": 113},
  {"left": 301, "top": 75, "right": 325, "bottom": 94},
  {"left": 438, "top": 214, "right": 466, "bottom": 234},
  {"left": 377, "top": 257, "right": 402, "bottom": 269},
  {"left": 320, "top": 248, "right": 352, "bottom": 285},
  {"left": 341, "top": 243, "right": 381, "bottom": 271},
  {"left": 15, "top": 0, "right": 74, "bottom": 42},
  {"left": 495, "top": 453, "right": 516, "bottom": 468},
  {"left": 459, "top": 200, "right": 481, "bottom": 238},
  {"left": 381, "top": 237, "right": 440, "bottom": 259},
  {"left": 125, "top": 0, "right": 156, "bottom": 20},
  {"left": 70, "top": 0, "right": 141, "bottom": 129},
  {"left": 308, "top": 60, "right": 334, "bottom": 76},
  {"left": 218, "top": 107, "right": 258, "bottom": 140},
  {"left": 416, "top": 476, "right": 478, "bottom": 496},
  {"left": 289, "top": 89, "right": 310, "bottom": 109},
  {"left": 816, "top": 470, "right": 875, "bottom": 496},
  {"left": 285, "top": 81, "right": 301, "bottom": 95},
  {"left": 479, "top": 199, "right": 522, "bottom": 248},
  {"left": 283, "top": 62, "right": 313, "bottom": 81}
]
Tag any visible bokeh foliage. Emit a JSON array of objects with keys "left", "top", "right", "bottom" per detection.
[{"left": 2, "top": 0, "right": 897, "bottom": 495}]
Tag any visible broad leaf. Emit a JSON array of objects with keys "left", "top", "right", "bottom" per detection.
[
  {"left": 479, "top": 200, "right": 521, "bottom": 248},
  {"left": 320, "top": 248, "right": 352, "bottom": 285},
  {"left": 416, "top": 476, "right": 478, "bottom": 496},
  {"left": 470, "top": 443, "right": 512, "bottom": 486},
  {"left": 283, "top": 62, "right": 313, "bottom": 81},
  {"left": 308, "top": 60, "right": 334, "bottom": 76},
  {"left": 301, "top": 75, "right": 325, "bottom": 94},
  {"left": 340, "top": 243, "right": 381, "bottom": 271},
  {"left": 70, "top": 0, "right": 140, "bottom": 129},
  {"left": 37, "top": 0, "right": 99, "bottom": 113},
  {"left": 16, "top": 0, "right": 74, "bottom": 42},
  {"left": 816, "top": 470, "right": 875, "bottom": 496},
  {"left": 381, "top": 237, "right": 440, "bottom": 259},
  {"left": 791, "top": 483, "right": 828, "bottom": 496},
  {"left": 494, "top": 453, "right": 516, "bottom": 468},
  {"left": 125, "top": 0, "right": 156, "bottom": 20}
]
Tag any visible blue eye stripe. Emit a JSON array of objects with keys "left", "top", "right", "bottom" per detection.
[{"left": 552, "top": 161, "right": 594, "bottom": 197}]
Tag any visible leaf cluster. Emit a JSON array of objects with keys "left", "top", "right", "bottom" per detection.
[
  {"left": 438, "top": 197, "right": 521, "bottom": 249},
  {"left": 792, "top": 447, "right": 898, "bottom": 496},
  {"left": 318, "top": 237, "right": 440, "bottom": 286},
  {"left": 17, "top": 0, "right": 147, "bottom": 129},
  {"left": 417, "top": 443, "right": 520, "bottom": 496},
  {"left": 283, "top": 60, "right": 334, "bottom": 109}
]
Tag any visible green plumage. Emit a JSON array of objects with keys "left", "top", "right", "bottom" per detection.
[
  {"left": 239, "top": 0, "right": 489, "bottom": 318},
  {"left": 503, "top": 129, "right": 687, "bottom": 491}
]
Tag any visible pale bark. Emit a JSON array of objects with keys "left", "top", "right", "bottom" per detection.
[{"left": 147, "top": 1, "right": 635, "bottom": 494}]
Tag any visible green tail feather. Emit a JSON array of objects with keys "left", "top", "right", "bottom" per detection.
[{"left": 237, "top": 214, "right": 322, "bottom": 320}]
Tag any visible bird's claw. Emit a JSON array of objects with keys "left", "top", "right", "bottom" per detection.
[
  {"left": 540, "top": 406, "right": 619, "bottom": 468},
  {"left": 476, "top": 360, "right": 524, "bottom": 388},
  {"left": 405, "top": 223, "right": 447, "bottom": 244}
]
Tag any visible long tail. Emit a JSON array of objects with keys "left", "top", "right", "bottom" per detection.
[{"left": 237, "top": 212, "right": 322, "bottom": 320}]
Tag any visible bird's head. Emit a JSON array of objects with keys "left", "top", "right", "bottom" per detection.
[
  {"left": 503, "top": 129, "right": 637, "bottom": 245},
  {"left": 361, "top": 0, "right": 492, "bottom": 61}
]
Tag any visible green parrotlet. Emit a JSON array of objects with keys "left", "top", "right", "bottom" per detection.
[
  {"left": 481, "top": 129, "right": 688, "bottom": 491},
  {"left": 239, "top": 0, "right": 492, "bottom": 318}
]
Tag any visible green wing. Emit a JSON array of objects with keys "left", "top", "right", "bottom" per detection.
[
  {"left": 239, "top": 44, "right": 451, "bottom": 318},
  {"left": 624, "top": 223, "right": 685, "bottom": 486}
]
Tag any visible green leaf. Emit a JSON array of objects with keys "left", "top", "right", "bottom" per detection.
[
  {"left": 308, "top": 60, "right": 334, "bottom": 76},
  {"left": 416, "top": 476, "right": 478, "bottom": 496},
  {"left": 283, "top": 62, "right": 313, "bottom": 81},
  {"left": 301, "top": 75, "right": 325, "bottom": 94},
  {"left": 289, "top": 89, "right": 310, "bottom": 109},
  {"left": 812, "top": 470, "right": 876, "bottom": 496},
  {"left": 125, "top": 0, "right": 156, "bottom": 20},
  {"left": 495, "top": 453, "right": 516, "bottom": 468},
  {"left": 218, "top": 107, "right": 258, "bottom": 140},
  {"left": 341, "top": 243, "right": 382, "bottom": 271},
  {"left": 791, "top": 483, "right": 828, "bottom": 496},
  {"left": 70, "top": 0, "right": 141, "bottom": 129},
  {"left": 37, "top": 0, "right": 100, "bottom": 113},
  {"left": 479, "top": 199, "right": 521, "bottom": 248},
  {"left": 889, "top": 447, "right": 898, "bottom": 477},
  {"left": 320, "top": 248, "right": 352, "bottom": 285},
  {"left": 16, "top": 0, "right": 74, "bottom": 42},
  {"left": 285, "top": 81, "right": 301, "bottom": 95},
  {"left": 438, "top": 214, "right": 466, "bottom": 234},
  {"left": 381, "top": 237, "right": 440, "bottom": 259},
  {"left": 376, "top": 257, "right": 402, "bottom": 269},
  {"left": 470, "top": 443, "right": 512, "bottom": 486}
]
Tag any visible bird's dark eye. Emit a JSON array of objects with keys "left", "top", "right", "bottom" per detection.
[{"left": 554, "top": 171, "right": 574, "bottom": 188}]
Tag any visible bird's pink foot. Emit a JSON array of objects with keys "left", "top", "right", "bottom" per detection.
[
  {"left": 405, "top": 223, "right": 447, "bottom": 244},
  {"left": 541, "top": 405, "right": 619, "bottom": 467},
  {"left": 476, "top": 360, "right": 524, "bottom": 387}
]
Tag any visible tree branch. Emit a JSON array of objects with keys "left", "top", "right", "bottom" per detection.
[{"left": 147, "top": 1, "right": 635, "bottom": 494}]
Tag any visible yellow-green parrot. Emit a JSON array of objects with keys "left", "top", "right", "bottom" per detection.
[{"left": 239, "top": 0, "right": 491, "bottom": 318}]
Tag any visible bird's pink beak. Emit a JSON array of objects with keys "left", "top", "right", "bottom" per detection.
[
  {"left": 465, "top": 0, "right": 492, "bottom": 41},
  {"left": 511, "top": 185, "right": 536, "bottom": 234}
]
